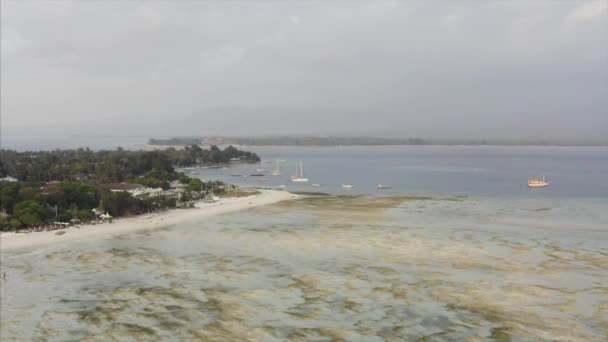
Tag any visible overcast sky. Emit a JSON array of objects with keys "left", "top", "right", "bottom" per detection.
[{"left": 1, "top": 0, "right": 607, "bottom": 143}]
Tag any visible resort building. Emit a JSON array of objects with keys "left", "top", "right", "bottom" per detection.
[
  {"left": 96, "top": 183, "right": 163, "bottom": 198},
  {"left": 0, "top": 176, "right": 18, "bottom": 182}
]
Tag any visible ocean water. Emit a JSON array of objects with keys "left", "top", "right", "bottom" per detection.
[
  {"left": 191, "top": 146, "right": 608, "bottom": 198},
  {"left": 1, "top": 146, "right": 607, "bottom": 341}
]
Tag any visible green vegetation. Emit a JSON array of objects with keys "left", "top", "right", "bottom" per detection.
[
  {"left": 173, "top": 145, "right": 259, "bottom": 166},
  {"left": 0, "top": 145, "right": 255, "bottom": 230},
  {"left": 222, "top": 188, "right": 261, "bottom": 197},
  {"left": 0, "top": 145, "right": 258, "bottom": 184}
]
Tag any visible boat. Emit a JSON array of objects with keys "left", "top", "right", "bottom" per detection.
[
  {"left": 256, "top": 178, "right": 269, "bottom": 182},
  {"left": 256, "top": 168, "right": 266, "bottom": 172},
  {"left": 241, "top": 175, "right": 249, "bottom": 178},
  {"left": 250, "top": 173, "right": 265, "bottom": 177},
  {"left": 528, "top": 176, "right": 550, "bottom": 187},
  {"left": 271, "top": 159, "right": 282, "bottom": 176},
  {"left": 341, "top": 184, "right": 354, "bottom": 188},
  {"left": 231, "top": 173, "right": 242, "bottom": 177},
  {"left": 312, "top": 184, "right": 321, "bottom": 187},
  {"left": 376, "top": 184, "right": 391, "bottom": 189},
  {"left": 291, "top": 161, "right": 309, "bottom": 182}
]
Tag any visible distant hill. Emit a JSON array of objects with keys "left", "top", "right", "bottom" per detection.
[
  {"left": 149, "top": 136, "right": 427, "bottom": 146},
  {"left": 148, "top": 136, "right": 607, "bottom": 147}
]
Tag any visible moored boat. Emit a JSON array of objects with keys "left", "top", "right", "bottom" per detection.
[
  {"left": 271, "top": 159, "right": 282, "bottom": 176},
  {"left": 528, "top": 176, "right": 550, "bottom": 187},
  {"left": 291, "top": 161, "right": 309, "bottom": 182}
]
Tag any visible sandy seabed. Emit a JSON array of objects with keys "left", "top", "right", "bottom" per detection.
[{"left": 1, "top": 195, "right": 607, "bottom": 341}]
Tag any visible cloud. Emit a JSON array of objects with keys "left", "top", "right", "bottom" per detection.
[
  {"left": 0, "top": 1, "right": 606, "bottom": 142},
  {"left": 289, "top": 15, "right": 300, "bottom": 25},
  {"left": 566, "top": 0, "right": 607, "bottom": 23}
]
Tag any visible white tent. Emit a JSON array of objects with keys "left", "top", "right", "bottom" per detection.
[{"left": 100, "top": 213, "right": 113, "bottom": 220}]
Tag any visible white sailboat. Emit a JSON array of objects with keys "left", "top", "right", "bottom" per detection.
[
  {"left": 528, "top": 176, "right": 550, "bottom": 187},
  {"left": 271, "top": 159, "right": 282, "bottom": 176},
  {"left": 291, "top": 161, "right": 309, "bottom": 182}
]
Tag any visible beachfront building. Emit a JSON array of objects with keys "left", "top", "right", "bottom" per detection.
[
  {"left": 131, "top": 187, "right": 163, "bottom": 198},
  {"left": 100, "top": 213, "right": 113, "bottom": 221},
  {"left": 0, "top": 176, "right": 18, "bottom": 182},
  {"left": 98, "top": 183, "right": 145, "bottom": 193},
  {"left": 97, "top": 183, "right": 163, "bottom": 198},
  {"left": 40, "top": 181, "right": 61, "bottom": 194},
  {"left": 91, "top": 207, "right": 104, "bottom": 216}
]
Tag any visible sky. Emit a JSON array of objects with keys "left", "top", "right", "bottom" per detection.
[{"left": 1, "top": 0, "right": 607, "bottom": 145}]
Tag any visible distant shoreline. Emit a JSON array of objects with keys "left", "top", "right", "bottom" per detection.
[
  {"left": 146, "top": 136, "right": 607, "bottom": 148},
  {"left": 146, "top": 143, "right": 608, "bottom": 148}
]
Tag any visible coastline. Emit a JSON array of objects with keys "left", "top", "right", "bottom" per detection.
[{"left": 0, "top": 190, "right": 296, "bottom": 251}]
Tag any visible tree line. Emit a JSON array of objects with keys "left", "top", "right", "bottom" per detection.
[
  {"left": 0, "top": 145, "right": 256, "bottom": 230},
  {"left": 0, "top": 145, "right": 259, "bottom": 184}
]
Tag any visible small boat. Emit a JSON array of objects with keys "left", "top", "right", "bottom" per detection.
[
  {"left": 291, "top": 161, "right": 309, "bottom": 182},
  {"left": 341, "top": 184, "right": 354, "bottom": 188},
  {"left": 376, "top": 184, "right": 391, "bottom": 189},
  {"left": 277, "top": 185, "right": 286, "bottom": 189},
  {"left": 241, "top": 175, "right": 249, "bottom": 178},
  {"left": 271, "top": 159, "right": 282, "bottom": 176},
  {"left": 256, "top": 178, "right": 269, "bottom": 182},
  {"left": 312, "top": 184, "right": 321, "bottom": 187},
  {"left": 256, "top": 168, "right": 266, "bottom": 172},
  {"left": 55, "top": 230, "right": 66, "bottom": 235},
  {"left": 250, "top": 173, "right": 265, "bottom": 177},
  {"left": 528, "top": 176, "right": 550, "bottom": 187},
  {"left": 231, "top": 174, "right": 242, "bottom": 177}
]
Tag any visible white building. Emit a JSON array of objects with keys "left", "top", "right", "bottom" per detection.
[
  {"left": 130, "top": 187, "right": 164, "bottom": 198},
  {"left": 0, "top": 176, "right": 18, "bottom": 182}
]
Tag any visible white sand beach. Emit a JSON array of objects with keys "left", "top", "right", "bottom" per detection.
[{"left": 0, "top": 190, "right": 295, "bottom": 251}]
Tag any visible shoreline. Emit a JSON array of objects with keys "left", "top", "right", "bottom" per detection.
[
  {"left": 146, "top": 144, "right": 608, "bottom": 148},
  {"left": 0, "top": 190, "right": 296, "bottom": 251}
]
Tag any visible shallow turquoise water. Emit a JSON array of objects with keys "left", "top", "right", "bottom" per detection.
[{"left": 1, "top": 195, "right": 606, "bottom": 341}]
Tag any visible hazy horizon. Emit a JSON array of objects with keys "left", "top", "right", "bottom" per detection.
[{"left": 1, "top": 1, "right": 607, "bottom": 145}]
